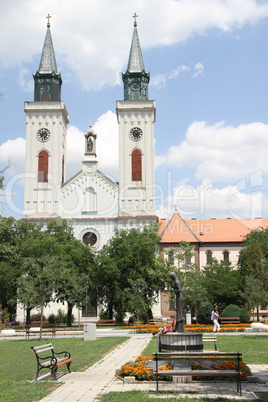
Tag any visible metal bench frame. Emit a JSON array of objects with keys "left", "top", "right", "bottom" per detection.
[
  {"left": 31, "top": 343, "right": 72, "bottom": 380},
  {"left": 153, "top": 351, "right": 242, "bottom": 396}
]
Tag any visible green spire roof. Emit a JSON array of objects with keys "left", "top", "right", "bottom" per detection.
[
  {"left": 126, "top": 21, "right": 146, "bottom": 73},
  {"left": 38, "top": 22, "right": 58, "bottom": 73},
  {"left": 122, "top": 18, "right": 150, "bottom": 101},
  {"left": 33, "top": 17, "right": 62, "bottom": 102}
]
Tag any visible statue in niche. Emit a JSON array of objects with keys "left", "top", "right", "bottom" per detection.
[
  {"left": 169, "top": 272, "right": 185, "bottom": 333},
  {"left": 87, "top": 136, "right": 93, "bottom": 153}
]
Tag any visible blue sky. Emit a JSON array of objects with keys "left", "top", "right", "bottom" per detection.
[{"left": 1, "top": 0, "right": 268, "bottom": 221}]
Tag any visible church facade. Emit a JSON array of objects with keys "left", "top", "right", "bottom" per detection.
[
  {"left": 18, "top": 18, "right": 158, "bottom": 323},
  {"left": 23, "top": 19, "right": 157, "bottom": 248}
]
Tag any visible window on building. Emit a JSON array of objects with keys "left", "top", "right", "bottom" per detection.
[
  {"left": 223, "top": 250, "right": 229, "bottom": 261},
  {"left": 83, "top": 232, "right": 97, "bottom": 246},
  {"left": 169, "top": 296, "right": 175, "bottom": 310},
  {"left": 62, "top": 155, "right": 64, "bottom": 184},
  {"left": 132, "top": 149, "right": 142, "bottom": 181},
  {"left": 206, "top": 250, "right": 212, "bottom": 265},
  {"left": 185, "top": 255, "right": 191, "bottom": 265},
  {"left": 38, "top": 150, "right": 48, "bottom": 182},
  {"left": 168, "top": 251, "right": 174, "bottom": 265}
]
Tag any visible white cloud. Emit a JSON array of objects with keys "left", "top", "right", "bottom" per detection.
[
  {"left": 66, "top": 111, "right": 118, "bottom": 181},
  {"left": 17, "top": 68, "right": 34, "bottom": 92},
  {"left": 0, "top": 137, "right": 25, "bottom": 176},
  {"left": 157, "top": 178, "right": 264, "bottom": 220},
  {"left": 166, "top": 121, "right": 268, "bottom": 183},
  {"left": 192, "top": 62, "right": 204, "bottom": 78},
  {"left": 1, "top": 0, "right": 268, "bottom": 90}
]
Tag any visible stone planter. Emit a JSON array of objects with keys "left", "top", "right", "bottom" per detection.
[{"left": 157, "top": 333, "right": 203, "bottom": 383}]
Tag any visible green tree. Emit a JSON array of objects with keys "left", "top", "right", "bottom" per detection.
[
  {"left": 17, "top": 255, "right": 61, "bottom": 340},
  {"left": 44, "top": 218, "right": 96, "bottom": 326},
  {"left": 0, "top": 217, "right": 40, "bottom": 316},
  {"left": 243, "top": 275, "right": 268, "bottom": 321},
  {"left": 96, "top": 224, "right": 169, "bottom": 322},
  {"left": 203, "top": 259, "right": 241, "bottom": 310},
  {"left": 238, "top": 229, "right": 268, "bottom": 319},
  {"left": 166, "top": 242, "right": 208, "bottom": 321}
]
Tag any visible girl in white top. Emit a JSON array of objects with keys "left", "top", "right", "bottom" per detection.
[{"left": 211, "top": 308, "right": 220, "bottom": 333}]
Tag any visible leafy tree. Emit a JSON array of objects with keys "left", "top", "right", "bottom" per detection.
[
  {"left": 125, "top": 278, "right": 149, "bottom": 323},
  {"left": 203, "top": 259, "right": 241, "bottom": 310},
  {"left": 0, "top": 217, "right": 40, "bottom": 316},
  {"left": 238, "top": 229, "right": 268, "bottom": 318},
  {"left": 166, "top": 242, "right": 208, "bottom": 321},
  {"left": 242, "top": 275, "right": 268, "bottom": 321},
  {"left": 239, "top": 237, "right": 268, "bottom": 288},
  {"left": 43, "top": 218, "right": 96, "bottom": 326},
  {"left": 95, "top": 224, "right": 169, "bottom": 322},
  {"left": 17, "top": 255, "right": 61, "bottom": 340}
]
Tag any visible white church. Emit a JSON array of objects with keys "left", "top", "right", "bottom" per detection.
[{"left": 18, "top": 17, "right": 159, "bottom": 322}]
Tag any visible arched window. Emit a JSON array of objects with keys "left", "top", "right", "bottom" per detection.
[
  {"left": 84, "top": 187, "right": 97, "bottom": 211},
  {"left": 223, "top": 250, "right": 229, "bottom": 261},
  {"left": 62, "top": 155, "right": 65, "bottom": 184},
  {"left": 206, "top": 250, "right": 212, "bottom": 265},
  {"left": 38, "top": 150, "right": 48, "bottom": 182},
  {"left": 132, "top": 149, "right": 142, "bottom": 181},
  {"left": 168, "top": 251, "right": 174, "bottom": 265}
]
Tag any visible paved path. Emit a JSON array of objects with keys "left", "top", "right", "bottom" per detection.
[{"left": 41, "top": 335, "right": 152, "bottom": 401}]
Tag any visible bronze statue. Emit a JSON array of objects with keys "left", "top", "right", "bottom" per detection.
[{"left": 169, "top": 272, "right": 185, "bottom": 332}]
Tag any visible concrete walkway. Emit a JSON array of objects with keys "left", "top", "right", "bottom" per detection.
[
  {"left": 38, "top": 332, "right": 268, "bottom": 401},
  {"left": 41, "top": 335, "right": 152, "bottom": 401}
]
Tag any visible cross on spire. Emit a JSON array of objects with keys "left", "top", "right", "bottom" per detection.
[
  {"left": 133, "top": 12, "right": 138, "bottom": 26},
  {"left": 46, "top": 14, "right": 52, "bottom": 27}
]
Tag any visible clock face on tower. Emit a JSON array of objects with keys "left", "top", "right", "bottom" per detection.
[
  {"left": 130, "top": 127, "right": 143, "bottom": 140},
  {"left": 37, "top": 128, "right": 50, "bottom": 141}
]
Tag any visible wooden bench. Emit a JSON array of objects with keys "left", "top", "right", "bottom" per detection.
[
  {"left": 26, "top": 321, "right": 56, "bottom": 338},
  {"left": 31, "top": 343, "right": 72, "bottom": 380},
  {"left": 149, "top": 319, "right": 164, "bottom": 325},
  {"left": 153, "top": 351, "right": 242, "bottom": 396},
  {"left": 203, "top": 335, "right": 217, "bottom": 351},
  {"left": 220, "top": 317, "right": 240, "bottom": 324},
  {"left": 97, "top": 319, "right": 116, "bottom": 326}
]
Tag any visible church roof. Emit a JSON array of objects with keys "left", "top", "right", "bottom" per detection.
[
  {"left": 126, "top": 21, "right": 146, "bottom": 73},
  {"left": 159, "top": 213, "right": 268, "bottom": 244},
  {"left": 38, "top": 22, "right": 58, "bottom": 74}
]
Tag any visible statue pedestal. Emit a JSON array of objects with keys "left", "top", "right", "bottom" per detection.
[{"left": 158, "top": 333, "right": 203, "bottom": 383}]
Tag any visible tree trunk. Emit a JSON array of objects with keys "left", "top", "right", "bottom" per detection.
[
  {"left": 108, "top": 304, "right": 113, "bottom": 320},
  {"left": 26, "top": 307, "right": 32, "bottom": 324},
  {"left": 40, "top": 297, "right": 44, "bottom": 341},
  {"left": 67, "top": 303, "right": 73, "bottom": 327}
]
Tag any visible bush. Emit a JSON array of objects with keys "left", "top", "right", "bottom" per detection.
[
  {"left": 221, "top": 304, "right": 241, "bottom": 318},
  {"left": 197, "top": 301, "right": 214, "bottom": 324},
  {"left": 239, "top": 307, "right": 251, "bottom": 323},
  {"left": 48, "top": 314, "right": 55, "bottom": 324},
  {"left": 30, "top": 313, "right": 47, "bottom": 322}
]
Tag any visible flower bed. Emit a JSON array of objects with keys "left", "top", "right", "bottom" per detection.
[
  {"left": 118, "top": 356, "right": 172, "bottom": 381},
  {"left": 122, "top": 323, "right": 251, "bottom": 334},
  {"left": 118, "top": 355, "right": 251, "bottom": 382}
]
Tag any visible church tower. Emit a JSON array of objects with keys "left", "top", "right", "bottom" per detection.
[
  {"left": 23, "top": 16, "right": 69, "bottom": 218},
  {"left": 116, "top": 15, "right": 156, "bottom": 217}
]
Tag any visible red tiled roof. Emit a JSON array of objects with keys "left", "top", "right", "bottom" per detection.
[{"left": 159, "top": 213, "right": 268, "bottom": 244}]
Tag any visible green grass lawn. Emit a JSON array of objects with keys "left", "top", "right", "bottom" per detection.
[
  {"left": 1, "top": 335, "right": 267, "bottom": 401},
  {"left": 100, "top": 391, "right": 235, "bottom": 401},
  {"left": 0, "top": 337, "right": 127, "bottom": 401}
]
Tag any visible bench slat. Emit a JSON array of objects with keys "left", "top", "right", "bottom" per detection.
[
  {"left": 32, "top": 344, "right": 53, "bottom": 351},
  {"left": 156, "top": 370, "right": 237, "bottom": 376}
]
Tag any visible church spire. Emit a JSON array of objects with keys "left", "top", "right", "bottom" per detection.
[
  {"left": 122, "top": 14, "right": 150, "bottom": 101},
  {"left": 33, "top": 15, "right": 62, "bottom": 102}
]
